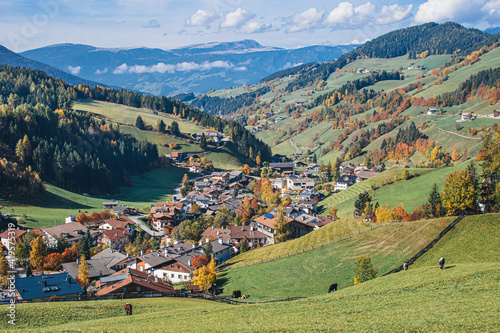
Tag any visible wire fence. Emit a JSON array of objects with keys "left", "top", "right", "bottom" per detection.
[
  {"left": 16, "top": 290, "right": 302, "bottom": 306},
  {"left": 382, "top": 214, "right": 465, "bottom": 276},
  {"left": 218, "top": 220, "right": 409, "bottom": 272}
]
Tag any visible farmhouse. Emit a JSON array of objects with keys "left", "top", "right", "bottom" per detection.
[
  {"left": 98, "top": 216, "right": 135, "bottom": 233},
  {"left": 150, "top": 202, "right": 186, "bottom": 233},
  {"left": 41, "top": 222, "right": 91, "bottom": 248},
  {"left": 95, "top": 268, "right": 174, "bottom": 296},
  {"left": 286, "top": 177, "right": 315, "bottom": 192},
  {"left": 269, "top": 163, "right": 295, "bottom": 173},
  {"left": 334, "top": 175, "right": 357, "bottom": 191},
  {"left": 252, "top": 212, "right": 295, "bottom": 245},
  {"left": 230, "top": 225, "right": 267, "bottom": 250},
  {"left": 155, "top": 255, "right": 195, "bottom": 283},
  {"left": 0, "top": 229, "right": 26, "bottom": 249},
  {"left": 62, "top": 257, "right": 117, "bottom": 280},
  {"left": 97, "top": 228, "right": 131, "bottom": 249}
]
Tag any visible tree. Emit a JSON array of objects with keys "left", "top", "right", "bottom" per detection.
[
  {"left": 79, "top": 229, "right": 91, "bottom": 260},
  {"left": 240, "top": 236, "right": 249, "bottom": 253},
  {"left": 375, "top": 205, "right": 397, "bottom": 223},
  {"left": 354, "top": 192, "right": 371, "bottom": 217},
  {"left": 353, "top": 256, "right": 377, "bottom": 283},
  {"left": 170, "top": 121, "right": 180, "bottom": 136},
  {"left": 451, "top": 147, "right": 460, "bottom": 161},
  {"left": 441, "top": 170, "right": 478, "bottom": 215},
  {"left": 191, "top": 254, "right": 210, "bottom": 269},
  {"left": 242, "top": 164, "right": 251, "bottom": 176},
  {"left": 274, "top": 208, "right": 291, "bottom": 243},
  {"left": 426, "top": 183, "right": 445, "bottom": 217},
  {"left": 191, "top": 257, "right": 217, "bottom": 292},
  {"left": 477, "top": 130, "right": 500, "bottom": 212},
  {"left": 135, "top": 116, "right": 145, "bottom": 130},
  {"left": 328, "top": 205, "right": 339, "bottom": 220},
  {"left": 199, "top": 133, "right": 207, "bottom": 150},
  {"left": 402, "top": 170, "right": 410, "bottom": 180},
  {"left": 29, "top": 236, "right": 45, "bottom": 269},
  {"left": 204, "top": 242, "right": 213, "bottom": 261},
  {"left": 0, "top": 249, "right": 8, "bottom": 280},
  {"left": 78, "top": 256, "right": 89, "bottom": 286},
  {"left": 43, "top": 253, "right": 63, "bottom": 271}
]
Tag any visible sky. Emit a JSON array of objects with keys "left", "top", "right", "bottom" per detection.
[{"left": 1, "top": 0, "right": 499, "bottom": 52}]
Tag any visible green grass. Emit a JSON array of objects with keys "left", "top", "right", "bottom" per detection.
[
  {"left": 219, "top": 217, "right": 450, "bottom": 300},
  {"left": 4, "top": 263, "right": 498, "bottom": 332},
  {"left": 202, "top": 143, "right": 253, "bottom": 170},
  {"left": 413, "top": 213, "right": 500, "bottom": 268},
  {"left": 318, "top": 167, "right": 431, "bottom": 214},
  {"left": 74, "top": 100, "right": 202, "bottom": 134},
  {"left": 0, "top": 168, "right": 188, "bottom": 229}
]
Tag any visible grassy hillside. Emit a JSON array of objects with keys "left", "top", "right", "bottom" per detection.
[
  {"left": 5, "top": 263, "right": 498, "bottom": 332},
  {"left": 0, "top": 167, "right": 188, "bottom": 229},
  {"left": 74, "top": 100, "right": 202, "bottom": 134},
  {"left": 413, "top": 213, "right": 500, "bottom": 268},
  {"left": 219, "top": 217, "right": 451, "bottom": 300}
]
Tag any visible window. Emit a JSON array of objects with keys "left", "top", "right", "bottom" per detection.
[
  {"left": 178, "top": 274, "right": 182, "bottom": 279},
  {"left": 136, "top": 287, "right": 141, "bottom": 292},
  {"left": 171, "top": 274, "right": 174, "bottom": 278}
]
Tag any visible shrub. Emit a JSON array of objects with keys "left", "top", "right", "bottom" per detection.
[{"left": 232, "top": 290, "right": 241, "bottom": 298}]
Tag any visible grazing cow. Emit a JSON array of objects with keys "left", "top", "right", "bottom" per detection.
[
  {"left": 439, "top": 257, "right": 445, "bottom": 270},
  {"left": 328, "top": 283, "right": 338, "bottom": 293},
  {"left": 403, "top": 262, "right": 408, "bottom": 271},
  {"left": 124, "top": 303, "right": 133, "bottom": 315}
]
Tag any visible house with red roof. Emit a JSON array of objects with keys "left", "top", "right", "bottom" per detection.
[
  {"left": 95, "top": 268, "right": 174, "bottom": 296},
  {"left": 0, "top": 229, "right": 26, "bottom": 249},
  {"left": 97, "top": 228, "right": 131, "bottom": 249}
]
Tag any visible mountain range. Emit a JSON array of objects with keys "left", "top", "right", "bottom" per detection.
[{"left": 18, "top": 40, "right": 356, "bottom": 96}]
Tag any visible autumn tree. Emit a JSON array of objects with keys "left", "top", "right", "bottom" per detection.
[
  {"left": 191, "top": 257, "right": 217, "bottom": 292},
  {"left": 274, "top": 208, "right": 291, "bottom": 243},
  {"left": 441, "top": 169, "right": 478, "bottom": 215},
  {"left": 78, "top": 256, "right": 89, "bottom": 286},
  {"left": 0, "top": 250, "right": 8, "bottom": 281},
  {"left": 451, "top": 147, "right": 460, "bottom": 161},
  {"left": 328, "top": 205, "right": 339, "bottom": 220},
  {"left": 29, "top": 236, "right": 46, "bottom": 269},
  {"left": 43, "top": 253, "right": 63, "bottom": 271},
  {"left": 242, "top": 164, "right": 251, "bottom": 176},
  {"left": 191, "top": 254, "right": 210, "bottom": 269},
  {"left": 375, "top": 205, "right": 397, "bottom": 223},
  {"left": 353, "top": 256, "right": 377, "bottom": 283}
]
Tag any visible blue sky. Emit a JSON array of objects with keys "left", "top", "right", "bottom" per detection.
[{"left": 1, "top": 0, "right": 499, "bottom": 52}]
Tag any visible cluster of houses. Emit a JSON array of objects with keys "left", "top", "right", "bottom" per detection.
[{"left": 334, "top": 165, "right": 380, "bottom": 191}]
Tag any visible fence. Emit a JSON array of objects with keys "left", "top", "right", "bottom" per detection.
[
  {"left": 218, "top": 220, "right": 409, "bottom": 272},
  {"left": 18, "top": 290, "right": 302, "bottom": 306},
  {"left": 382, "top": 215, "right": 465, "bottom": 276}
]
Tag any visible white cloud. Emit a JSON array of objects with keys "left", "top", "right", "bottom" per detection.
[
  {"left": 414, "top": 0, "right": 482, "bottom": 24},
  {"left": 112, "top": 61, "right": 237, "bottom": 74},
  {"left": 482, "top": 0, "right": 500, "bottom": 23},
  {"left": 239, "top": 21, "right": 272, "bottom": 34},
  {"left": 326, "top": 2, "right": 375, "bottom": 26},
  {"left": 186, "top": 9, "right": 218, "bottom": 28},
  {"left": 326, "top": 2, "right": 354, "bottom": 24},
  {"left": 67, "top": 66, "right": 81, "bottom": 75},
  {"left": 220, "top": 8, "right": 255, "bottom": 29},
  {"left": 355, "top": 2, "right": 376, "bottom": 17},
  {"left": 376, "top": 4, "right": 413, "bottom": 24},
  {"left": 95, "top": 68, "right": 108, "bottom": 74},
  {"left": 286, "top": 8, "right": 325, "bottom": 33},
  {"left": 143, "top": 19, "right": 161, "bottom": 28}
]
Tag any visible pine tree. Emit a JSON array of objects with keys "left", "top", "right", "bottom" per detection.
[
  {"left": 240, "top": 236, "right": 249, "bottom": 253},
  {"left": 204, "top": 242, "right": 213, "bottom": 261},
  {"left": 135, "top": 116, "right": 145, "bottom": 130},
  {"left": 199, "top": 134, "right": 207, "bottom": 150},
  {"left": 427, "top": 183, "right": 444, "bottom": 217}
]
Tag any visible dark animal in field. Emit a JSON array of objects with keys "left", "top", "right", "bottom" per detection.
[
  {"left": 439, "top": 257, "right": 445, "bottom": 270},
  {"left": 124, "top": 303, "right": 133, "bottom": 315},
  {"left": 328, "top": 283, "right": 338, "bottom": 293}
]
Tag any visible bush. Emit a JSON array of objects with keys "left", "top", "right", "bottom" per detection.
[{"left": 232, "top": 290, "right": 241, "bottom": 298}]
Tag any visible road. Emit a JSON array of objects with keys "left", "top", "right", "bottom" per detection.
[{"left": 127, "top": 214, "right": 164, "bottom": 237}]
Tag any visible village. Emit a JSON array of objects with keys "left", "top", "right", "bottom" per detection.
[{"left": 1, "top": 131, "right": 384, "bottom": 302}]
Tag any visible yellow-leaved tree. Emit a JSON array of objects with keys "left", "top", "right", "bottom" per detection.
[
  {"left": 191, "top": 257, "right": 216, "bottom": 292},
  {"left": 78, "top": 256, "right": 89, "bottom": 286},
  {"left": 29, "top": 236, "right": 45, "bottom": 269}
]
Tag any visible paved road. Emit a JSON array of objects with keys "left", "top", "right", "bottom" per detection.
[{"left": 128, "top": 214, "right": 164, "bottom": 237}]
